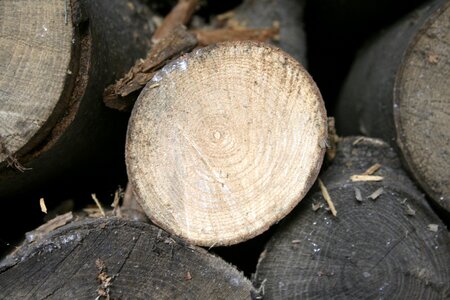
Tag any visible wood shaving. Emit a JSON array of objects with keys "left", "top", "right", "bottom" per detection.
[
  {"left": 368, "top": 188, "right": 384, "bottom": 200},
  {"left": 318, "top": 179, "right": 337, "bottom": 217},
  {"left": 96, "top": 258, "right": 115, "bottom": 300},
  {"left": 352, "top": 137, "right": 365, "bottom": 145},
  {"left": 427, "top": 224, "right": 439, "bottom": 232},
  {"left": 185, "top": 271, "right": 192, "bottom": 281},
  {"left": 39, "top": 198, "right": 47, "bottom": 214},
  {"left": 91, "top": 194, "right": 106, "bottom": 217},
  {"left": 427, "top": 53, "right": 439, "bottom": 64},
  {"left": 291, "top": 240, "right": 301, "bottom": 244},
  {"left": 354, "top": 187, "right": 363, "bottom": 202},
  {"left": 312, "top": 202, "right": 323, "bottom": 211},
  {"left": 362, "top": 163, "right": 381, "bottom": 175},
  {"left": 350, "top": 175, "right": 384, "bottom": 182},
  {"left": 405, "top": 204, "right": 416, "bottom": 216}
]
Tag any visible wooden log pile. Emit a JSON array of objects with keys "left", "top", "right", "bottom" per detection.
[{"left": 0, "top": 0, "right": 448, "bottom": 299}]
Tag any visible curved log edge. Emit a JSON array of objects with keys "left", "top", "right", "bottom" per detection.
[
  {"left": 0, "top": 217, "right": 256, "bottom": 299},
  {"left": 254, "top": 137, "right": 450, "bottom": 299},
  {"left": 337, "top": 0, "right": 450, "bottom": 213},
  {"left": 126, "top": 41, "right": 327, "bottom": 246},
  {"left": 0, "top": 0, "right": 154, "bottom": 197}
]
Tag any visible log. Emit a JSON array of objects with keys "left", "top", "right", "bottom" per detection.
[
  {"left": 254, "top": 137, "right": 450, "bottom": 299},
  {"left": 126, "top": 42, "right": 327, "bottom": 246},
  {"left": 0, "top": 0, "right": 154, "bottom": 198},
  {"left": 0, "top": 217, "right": 255, "bottom": 299},
  {"left": 231, "top": 0, "right": 307, "bottom": 66},
  {"left": 336, "top": 0, "right": 450, "bottom": 213}
]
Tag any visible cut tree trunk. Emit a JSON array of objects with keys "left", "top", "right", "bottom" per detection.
[
  {"left": 0, "top": 0, "right": 153, "bottom": 198},
  {"left": 126, "top": 41, "right": 327, "bottom": 247},
  {"left": 254, "top": 137, "right": 450, "bottom": 299},
  {"left": 0, "top": 217, "right": 255, "bottom": 299},
  {"left": 232, "top": 0, "right": 307, "bottom": 66},
  {"left": 337, "top": 0, "right": 450, "bottom": 213}
]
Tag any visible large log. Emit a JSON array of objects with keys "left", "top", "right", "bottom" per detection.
[
  {"left": 254, "top": 137, "right": 450, "bottom": 299},
  {"left": 126, "top": 42, "right": 327, "bottom": 246},
  {"left": 0, "top": 0, "right": 153, "bottom": 198},
  {"left": 337, "top": 0, "right": 450, "bottom": 213},
  {"left": 0, "top": 217, "right": 255, "bottom": 299}
]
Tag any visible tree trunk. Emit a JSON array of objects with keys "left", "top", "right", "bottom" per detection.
[
  {"left": 126, "top": 42, "right": 327, "bottom": 247},
  {"left": 0, "top": 0, "right": 153, "bottom": 198},
  {"left": 337, "top": 0, "right": 450, "bottom": 213},
  {"left": 0, "top": 217, "right": 255, "bottom": 299},
  {"left": 233, "top": 0, "right": 307, "bottom": 66},
  {"left": 254, "top": 137, "right": 450, "bottom": 299}
]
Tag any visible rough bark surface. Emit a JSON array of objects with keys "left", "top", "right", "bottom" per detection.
[
  {"left": 255, "top": 137, "right": 450, "bottom": 299},
  {"left": 337, "top": 0, "right": 450, "bottom": 213},
  {"left": 0, "top": 0, "right": 153, "bottom": 197},
  {"left": 126, "top": 42, "right": 327, "bottom": 247},
  {"left": 0, "top": 218, "right": 255, "bottom": 299},
  {"left": 233, "top": 0, "right": 307, "bottom": 66}
]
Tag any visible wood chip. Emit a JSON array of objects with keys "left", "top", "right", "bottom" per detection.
[
  {"left": 350, "top": 175, "right": 384, "bottom": 182},
  {"left": 427, "top": 224, "right": 439, "bottom": 232},
  {"left": 362, "top": 163, "right": 381, "bottom": 175},
  {"left": 312, "top": 202, "right": 322, "bottom": 211},
  {"left": 91, "top": 193, "right": 106, "bottom": 217},
  {"left": 185, "top": 271, "right": 192, "bottom": 280},
  {"left": 318, "top": 179, "right": 337, "bottom": 217},
  {"left": 39, "top": 198, "right": 47, "bottom": 214},
  {"left": 368, "top": 188, "right": 384, "bottom": 200},
  {"left": 354, "top": 187, "right": 363, "bottom": 202},
  {"left": 405, "top": 204, "right": 416, "bottom": 216},
  {"left": 352, "top": 137, "right": 365, "bottom": 145}
]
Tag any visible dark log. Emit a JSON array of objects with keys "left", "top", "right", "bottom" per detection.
[
  {"left": 254, "top": 137, "right": 450, "bottom": 299},
  {"left": 0, "top": 217, "right": 255, "bottom": 299},
  {"left": 0, "top": 0, "right": 153, "bottom": 198},
  {"left": 232, "top": 0, "right": 307, "bottom": 66},
  {"left": 337, "top": 0, "right": 450, "bottom": 213}
]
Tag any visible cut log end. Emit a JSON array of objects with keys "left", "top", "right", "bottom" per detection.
[
  {"left": 254, "top": 137, "right": 450, "bottom": 299},
  {"left": 395, "top": 1, "right": 450, "bottom": 212},
  {"left": 126, "top": 41, "right": 327, "bottom": 246},
  {"left": 0, "top": 218, "right": 254, "bottom": 299},
  {"left": 0, "top": 0, "right": 74, "bottom": 163}
]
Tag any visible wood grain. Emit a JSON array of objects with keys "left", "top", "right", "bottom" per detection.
[
  {"left": 0, "top": 218, "right": 255, "bottom": 299},
  {"left": 126, "top": 42, "right": 327, "bottom": 246},
  {"left": 255, "top": 137, "right": 450, "bottom": 299}
]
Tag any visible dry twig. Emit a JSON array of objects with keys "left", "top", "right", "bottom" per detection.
[{"left": 318, "top": 179, "right": 337, "bottom": 217}]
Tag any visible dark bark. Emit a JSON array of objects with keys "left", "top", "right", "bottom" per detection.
[
  {"left": 233, "top": 0, "right": 307, "bottom": 66},
  {"left": 254, "top": 137, "right": 450, "bottom": 299},
  {"left": 337, "top": 0, "right": 450, "bottom": 214},
  {"left": 0, "top": 217, "right": 255, "bottom": 299}
]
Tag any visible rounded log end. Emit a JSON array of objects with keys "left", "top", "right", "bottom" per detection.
[
  {"left": 0, "top": 0, "right": 75, "bottom": 163},
  {"left": 126, "top": 41, "right": 327, "bottom": 246},
  {"left": 394, "top": 2, "right": 450, "bottom": 212},
  {"left": 255, "top": 137, "right": 450, "bottom": 299}
]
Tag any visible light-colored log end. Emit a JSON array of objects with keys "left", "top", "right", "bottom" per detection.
[{"left": 126, "top": 41, "right": 327, "bottom": 246}]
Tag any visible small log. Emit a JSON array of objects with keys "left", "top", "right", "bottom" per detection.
[
  {"left": 337, "top": 0, "right": 450, "bottom": 213},
  {"left": 231, "top": 0, "right": 307, "bottom": 65},
  {"left": 0, "top": 0, "right": 153, "bottom": 197},
  {"left": 254, "top": 137, "right": 450, "bottom": 299},
  {"left": 0, "top": 217, "right": 255, "bottom": 299},
  {"left": 126, "top": 42, "right": 327, "bottom": 246}
]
